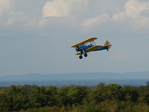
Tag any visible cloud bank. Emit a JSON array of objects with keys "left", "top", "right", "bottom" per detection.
[
  {"left": 42, "top": 0, "right": 89, "bottom": 17},
  {"left": 113, "top": 0, "right": 149, "bottom": 30},
  {"left": 0, "top": 0, "right": 149, "bottom": 33}
]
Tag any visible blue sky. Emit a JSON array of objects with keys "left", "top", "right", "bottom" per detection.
[{"left": 0, "top": 0, "right": 149, "bottom": 76}]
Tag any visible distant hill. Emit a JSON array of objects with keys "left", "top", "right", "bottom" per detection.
[{"left": 0, "top": 72, "right": 149, "bottom": 81}]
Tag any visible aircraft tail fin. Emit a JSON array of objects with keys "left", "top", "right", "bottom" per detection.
[{"left": 103, "top": 41, "right": 112, "bottom": 48}]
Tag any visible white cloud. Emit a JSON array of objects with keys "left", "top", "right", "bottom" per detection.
[
  {"left": 42, "top": 0, "right": 88, "bottom": 17},
  {"left": 113, "top": 0, "right": 149, "bottom": 20},
  {"left": 23, "top": 19, "right": 37, "bottom": 29},
  {"left": 81, "top": 13, "right": 110, "bottom": 30},
  {"left": 3, "top": 11, "right": 29, "bottom": 26},
  {"left": 132, "top": 16, "right": 149, "bottom": 30},
  {"left": 0, "top": 0, "right": 29, "bottom": 27},
  {"left": 0, "top": 0, "right": 12, "bottom": 9},
  {"left": 38, "top": 19, "right": 48, "bottom": 28},
  {"left": 1, "top": 0, "right": 149, "bottom": 32},
  {"left": 112, "top": 0, "right": 149, "bottom": 30},
  {"left": 141, "top": 9, "right": 149, "bottom": 16},
  {"left": 43, "top": 0, "right": 71, "bottom": 17},
  {"left": 125, "top": 0, "right": 147, "bottom": 18},
  {"left": 0, "top": 0, "right": 13, "bottom": 16}
]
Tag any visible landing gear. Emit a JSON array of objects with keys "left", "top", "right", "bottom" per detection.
[
  {"left": 79, "top": 51, "right": 88, "bottom": 59},
  {"left": 84, "top": 53, "right": 88, "bottom": 57},
  {"left": 79, "top": 53, "right": 88, "bottom": 59},
  {"left": 79, "top": 55, "right": 83, "bottom": 59}
]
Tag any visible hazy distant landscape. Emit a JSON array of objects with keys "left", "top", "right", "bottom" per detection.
[{"left": 1, "top": 72, "right": 149, "bottom": 87}]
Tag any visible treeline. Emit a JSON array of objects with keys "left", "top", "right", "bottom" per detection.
[{"left": 1, "top": 83, "right": 149, "bottom": 112}]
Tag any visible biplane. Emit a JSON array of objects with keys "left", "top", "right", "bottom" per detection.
[{"left": 71, "top": 37, "right": 112, "bottom": 59}]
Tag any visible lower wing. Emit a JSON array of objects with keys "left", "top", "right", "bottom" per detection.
[{"left": 75, "top": 45, "right": 100, "bottom": 55}]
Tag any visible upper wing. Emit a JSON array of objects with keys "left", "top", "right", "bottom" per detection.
[
  {"left": 75, "top": 45, "right": 100, "bottom": 55},
  {"left": 71, "top": 37, "right": 98, "bottom": 47}
]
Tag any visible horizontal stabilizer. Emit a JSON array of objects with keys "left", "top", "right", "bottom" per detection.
[{"left": 103, "top": 41, "right": 112, "bottom": 47}]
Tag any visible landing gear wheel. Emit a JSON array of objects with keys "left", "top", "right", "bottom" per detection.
[
  {"left": 79, "top": 55, "right": 83, "bottom": 59},
  {"left": 84, "top": 53, "right": 88, "bottom": 57}
]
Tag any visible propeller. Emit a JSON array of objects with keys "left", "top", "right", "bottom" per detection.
[
  {"left": 106, "top": 41, "right": 111, "bottom": 51},
  {"left": 76, "top": 46, "right": 80, "bottom": 51}
]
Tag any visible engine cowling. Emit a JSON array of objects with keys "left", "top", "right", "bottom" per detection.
[{"left": 76, "top": 46, "right": 80, "bottom": 51}]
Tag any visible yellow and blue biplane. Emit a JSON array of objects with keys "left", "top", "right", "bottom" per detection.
[{"left": 71, "top": 37, "right": 112, "bottom": 59}]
